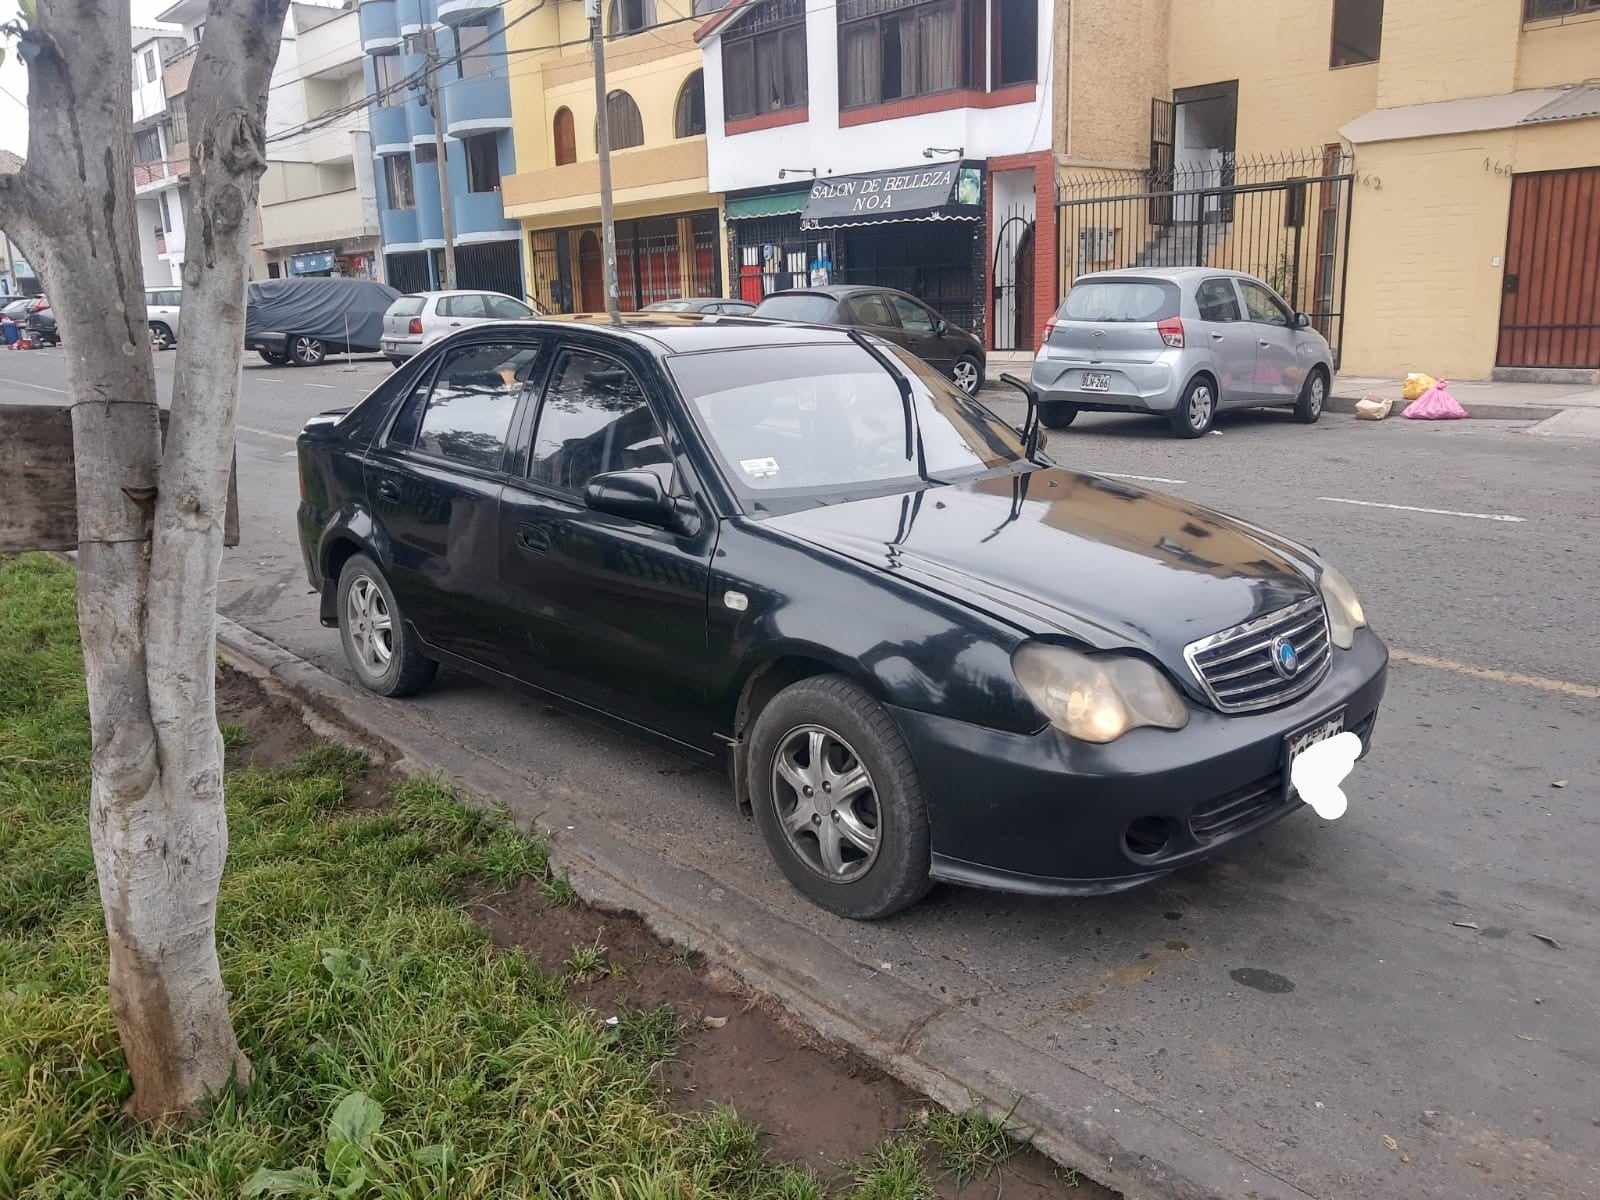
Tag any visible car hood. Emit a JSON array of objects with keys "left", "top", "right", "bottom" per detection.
[{"left": 761, "top": 466, "right": 1320, "bottom": 671}]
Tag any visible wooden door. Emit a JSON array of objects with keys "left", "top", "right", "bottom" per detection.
[
  {"left": 578, "top": 230, "right": 604, "bottom": 312},
  {"left": 1497, "top": 167, "right": 1600, "bottom": 369}
]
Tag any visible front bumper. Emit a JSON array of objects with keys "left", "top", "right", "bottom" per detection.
[
  {"left": 893, "top": 629, "right": 1388, "bottom": 895},
  {"left": 1030, "top": 352, "right": 1182, "bottom": 412}
]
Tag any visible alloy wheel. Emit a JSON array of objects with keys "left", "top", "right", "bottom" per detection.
[
  {"left": 295, "top": 335, "right": 325, "bottom": 365},
  {"left": 149, "top": 324, "right": 172, "bottom": 351},
  {"left": 952, "top": 359, "right": 980, "bottom": 395},
  {"left": 770, "top": 724, "right": 882, "bottom": 882},
  {"left": 1309, "top": 373, "right": 1325, "bottom": 416},
  {"left": 1189, "top": 384, "right": 1214, "bottom": 430},
  {"left": 346, "top": 576, "right": 393, "bottom": 677}
]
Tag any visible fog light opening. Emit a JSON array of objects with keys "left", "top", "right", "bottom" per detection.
[{"left": 1124, "top": 816, "right": 1176, "bottom": 860}]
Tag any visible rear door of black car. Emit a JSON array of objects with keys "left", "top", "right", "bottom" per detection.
[
  {"left": 844, "top": 291, "right": 908, "bottom": 355},
  {"left": 496, "top": 340, "right": 719, "bottom": 749},
  {"left": 362, "top": 336, "right": 545, "bottom": 664}
]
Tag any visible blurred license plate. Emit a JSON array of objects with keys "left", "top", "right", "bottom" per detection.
[
  {"left": 1082, "top": 371, "right": 1111, "bottom": 392},
  {"left": 1284, "top": 710, "right": 1345, "bottom": 798}
]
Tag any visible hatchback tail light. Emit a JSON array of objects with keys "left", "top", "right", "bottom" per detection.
[
  {"left": 30, "top": 299, "right": 47, "bottom": 313},
  {"left": 1042, "top": 318, "right": 1058, "bottom": 342},
  {"left": 1157, "top": 316, "right": 1184, "bottom": 348},
  {"left": 407, "top": 317, "right": 423, "bottom": 335}
]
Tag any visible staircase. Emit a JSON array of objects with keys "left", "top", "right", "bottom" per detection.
[{"left": 1134, "top": 220, "right": 1230, "bottom": 269}]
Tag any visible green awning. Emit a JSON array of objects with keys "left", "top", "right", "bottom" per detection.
[{"left": 725, "top": 190, "right": 810, "bottom": 220}]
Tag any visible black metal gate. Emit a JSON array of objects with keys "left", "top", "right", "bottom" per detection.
[
  {"left": 991, "top": 209, "right": 1035, "bottom": 351},
  {"left": 455, "top": 240, "right": 525, "bottom": 301},
  {"left": 1056, "top": 148, "right": 1355, "bottom": 363},
  {"left": 385, "top": 251, "right": 430, "bottom": 294}
]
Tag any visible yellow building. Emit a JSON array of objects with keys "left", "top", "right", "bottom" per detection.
[
  {"left": 499, "top": 0, "right": 725, "bottom": 313},
  {"left": 1057, "top": 0, "right": 1600, "bottom": 381}
]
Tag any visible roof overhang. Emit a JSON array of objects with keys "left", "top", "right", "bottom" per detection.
[{"left": 1340, "top": 85, "right": 1600, "bottom": 144}]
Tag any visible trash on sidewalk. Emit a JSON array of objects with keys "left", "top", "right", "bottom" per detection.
[
  {"left": 1401, "top": 373, "right": 1436, "bottom": 402},
  {"left": 1355, "top": 392, "right": 1394, "bottom": 420},
  {"left": 1403, "top": 379, "right": 1469, "bottom": 420}
]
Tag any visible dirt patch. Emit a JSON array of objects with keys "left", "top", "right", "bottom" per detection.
[{"left": 219, "top": 666, "right": 1111, "bottom": 1199}]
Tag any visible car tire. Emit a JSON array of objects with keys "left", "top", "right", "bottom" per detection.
[
  {"left": 335, "top": 553, "right": 437, "bottom": 698},
  {"left": 258, "top": 349, "right": 290, "bottom": 366},
  {"left": 387, "top": 356, "right": 406, "bottom": 368},
  {"left": 1039, "top": 401, "right": 1079, "bottom": 429},
  {"left": 747, "top": 674, "right": 931, "bottom": 920},
  {"left": 951, "top": 355, "right": 982, "bottom": 396},
  {"left": 289, "top": 335, "right": 326, "bottom": 367},
  {"left": 1295, "top": 367, "right": 1328, "bottom": 424},
  {"left": 149, "top": 322, "right": 174, "bottom": 351},
  {"left": 1169, "top": 375, "right": 1217, "bottom": 439}
]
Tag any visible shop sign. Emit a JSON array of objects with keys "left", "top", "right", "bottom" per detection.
[
  {"left": 803, "top": 164, "right": 984, "bottom": 227},
  {"left": 290, "top": 249, "right": 337, "bottom": 275}
]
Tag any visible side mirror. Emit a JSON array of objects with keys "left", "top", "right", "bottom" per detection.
[
  {"left": 933, "top": 318, "right": 948, "bottom": 336},
  {"left": 583, "top": 469, "right": 696, "bottom": 534},
  {"left": 1294, "top": 312, "right": 1312, "bottom": 329}
]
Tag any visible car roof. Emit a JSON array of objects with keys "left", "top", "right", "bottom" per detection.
[
  {"left": 405, "top": 289, "right": 521, "bottom": 299},
  {"left": 758, "top": 284, "right": 908, "bottom": 299},
  {"left": 1072, "top": 266, "right": 1262, "bottom": 285},
  {"left": 442, "top": 312, "right": 861, "bottom": 355}
]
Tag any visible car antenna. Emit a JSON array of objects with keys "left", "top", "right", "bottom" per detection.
[
  {"left": 997, "top": 372, "right": 1043, "bottom": 461},
  {"left": 847, "top": 328, "right": 929, "bottom": 482}
]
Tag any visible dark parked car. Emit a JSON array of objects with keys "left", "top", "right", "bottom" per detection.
[
  {"left": 642, "top": 297, "right": 757, "bottom": 316},
  {"left": 23, "top": 299, "right": 58, "bottom": 346},
  {"left": 296, "top": 316, "right": 1386, "bottom": 918},
  {"left": 246, "top": 277, "right": 401, "bottom": 366},
  {"left": 753, "top": 285, "right": 986, "bottom": 396}
]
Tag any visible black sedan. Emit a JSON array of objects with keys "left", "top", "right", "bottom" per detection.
[
  {"left": 296, "top": 316, "right": 1386, "bottom": 918},
  {"left": 753, "top": 285, "right": 987, "bottom": 397}
]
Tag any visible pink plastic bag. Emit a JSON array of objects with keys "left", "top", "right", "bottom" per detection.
[{"left": 1402, "top": 379, "right": 1468, "bottom": 420}]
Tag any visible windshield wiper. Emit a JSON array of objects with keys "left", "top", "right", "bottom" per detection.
[{"left": 848, "top": 329, "right": 930, "bottom": 484}]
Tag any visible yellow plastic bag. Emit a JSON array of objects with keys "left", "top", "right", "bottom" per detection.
[{"left": 1401, "top": 373, "right": 1436, "bottom": 402}]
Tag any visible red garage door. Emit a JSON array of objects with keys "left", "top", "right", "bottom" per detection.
[{"left": 1497, "top": 167, "right": 1600, "bottom": 369}]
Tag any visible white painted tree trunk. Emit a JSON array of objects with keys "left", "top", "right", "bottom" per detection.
[{"left": 0, "top": 0, "right": 288, "bottom": 1123}]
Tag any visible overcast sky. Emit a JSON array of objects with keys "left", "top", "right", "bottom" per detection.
[{"left": 1, "top": 0, "right": 175, "bottom": 157}]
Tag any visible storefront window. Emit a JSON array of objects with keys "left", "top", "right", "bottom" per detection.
[
  {"left": 722, "top": 0, "right": 807, "bottom": 120},
  {"left": 839, "top": 0, "right": 972, "bottom": 109}
]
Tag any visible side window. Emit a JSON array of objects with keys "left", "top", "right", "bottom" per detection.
[
  {"left": 1239, "top": 281, "right": 1291, "bottom": 326},
  {"left": 1195, "top": 278, "right": 1242, "bottom": 323},
  {"left": 386, "top": 364, "right": 435, "bottom": 449},
  {"left": 414, "top": 342, "right": 542, "bottom": 470},
  {"left": 849, "top": 294, "right": 897, "bottom": 327},
  {"left": 442, "top": 294, "right": 489, "bottom": 319},
  {"left": 487, "top": 295, "right": 533, "bottom": 319},
  {"left": 530, "top": 350, "right": 673, "bottom": 495},
  {"left": 891, "top": 296, "right": 936, "bottom": 334}
]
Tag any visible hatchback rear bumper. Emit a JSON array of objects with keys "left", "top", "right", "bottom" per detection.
[{"left": 1030, "top": 353, "right": 1183, "bottom": 412}]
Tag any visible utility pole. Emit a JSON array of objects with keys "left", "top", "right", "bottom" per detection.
[
  {"left": 590, "top": 5, "right": 621, "bottom": 321},
  {"left": 417, "top": 27, "right": 457, "bottom": 290}
]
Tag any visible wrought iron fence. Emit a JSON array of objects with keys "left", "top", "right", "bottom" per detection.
[{"left": 1057, "top": 148, "right": 1355, "bottom": 361}]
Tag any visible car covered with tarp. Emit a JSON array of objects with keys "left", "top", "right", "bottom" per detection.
[{"left": 245, "top": 277, "right": 401, "bottom": 366}]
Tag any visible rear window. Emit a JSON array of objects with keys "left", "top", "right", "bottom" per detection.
[
  {"left": 1060, "top": 280, "right": 1178, "bottom": 323},
  {"left": 389, "top": 296, "right": 426, "bottom": 317},
  {"left": 753, "top": 294, "right": 837, "bottom": 323}
]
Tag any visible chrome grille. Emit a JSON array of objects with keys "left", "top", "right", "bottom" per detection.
[{"left": 1184, "top": 597, "right": 1332, "bottom": 713}]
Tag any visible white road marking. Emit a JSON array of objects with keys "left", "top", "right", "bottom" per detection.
[
  {"left": 1096, "top": 471, "right": 1188, "bottom": 485},
  {"left": 238, "top": 425, "right": 296, "bottom": 442},
  {"left": 305, "top": 382, "right": 336, "bottom": 389},
  {"left": 1317, "top": 496, "right": 1525, "bottom": 523},
  {"left": 1390, "top": 649, "right": 1600, "bottom": 700},
  {"left": 4, "top": 377, "right": 67, "bottom": 394}
]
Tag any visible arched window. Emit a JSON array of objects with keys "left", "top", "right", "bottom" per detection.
[
  {"left": 596, "top": 89, "right": 644, "bottom": 151},
  {"left": 553, "top": 106, "right": 576, "bottom": 165},
  {"left": 674, "top": 71, "right": 705, "bottom": 138},
  {"left": 607, "top": 0, "right": 656, "bottom": 36}
]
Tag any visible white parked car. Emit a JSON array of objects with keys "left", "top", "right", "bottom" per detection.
[
  {"left": 380, "top": 290, "right": 541, "bottom": 364},
  {"left": 146, "top": 286, "right": 182, "bottom": 350}
]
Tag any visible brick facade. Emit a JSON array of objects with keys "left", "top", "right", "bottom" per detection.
[{"left": 985, "top": 150, "right": 1057, "bottom": 351}]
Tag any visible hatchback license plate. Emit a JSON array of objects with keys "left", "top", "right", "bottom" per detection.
[
  {"left": 1284, "top": 710, "right": 1345, "bottom": 798},
  {"left": 1082, "top": 371, "right": 1112, "bottom": 392}
]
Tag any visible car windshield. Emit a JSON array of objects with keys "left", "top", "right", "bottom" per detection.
[
  {"left": 1060, "top": 280, "right": 1178, "bottom": 322},
  {"left": 668, "top": 343, "right": 1028, "bottom": 514},
  {"left": 753, "top": 294, "right": 836, "bottom": 323}
]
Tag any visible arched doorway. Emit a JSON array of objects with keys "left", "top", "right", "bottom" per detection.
[
  {"left": 578, "top": 230, "right": 604, "bottom": 312},
  {"left": 1013, "top": 224, "right": 1035, "bottom": 351}
]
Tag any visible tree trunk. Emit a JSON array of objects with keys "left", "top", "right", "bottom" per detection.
[{"left": 0, "top": 0, "right": 288, "bottom": 1123}]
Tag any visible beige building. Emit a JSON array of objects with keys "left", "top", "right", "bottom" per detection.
[{"left": 1052, "top": 0, "right": 1600, "bottom": 381}]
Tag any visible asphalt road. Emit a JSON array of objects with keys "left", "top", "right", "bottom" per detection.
[{"left": 6, "top": 345, "right": 1600, "bottom": 1198}]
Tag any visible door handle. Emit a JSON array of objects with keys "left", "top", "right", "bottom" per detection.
[
  {"left": 449, "top": 321, "right": 461, "bottom": 327},
  {"left": 515, "top": 523, "right": 551, "bottom": 554},
  {"left": 374, "top": 478, "right": 401, "bottom": 502},
  {"left": 1210, "top": 332, "right": 1225, "bottom": 340},
  {"left": 1258, "top": 339, "right": 1271, "bottom": 348}
]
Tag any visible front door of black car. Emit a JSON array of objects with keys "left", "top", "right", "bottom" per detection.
[
  {"left": 496, "top": 344, "right": 718, "bottom": 748},
  {"left": 362, "top": 339, "right": 543, "bottom": 664},
  {"left": 889, "top": 294, "right": 953, "bottom": 371}
]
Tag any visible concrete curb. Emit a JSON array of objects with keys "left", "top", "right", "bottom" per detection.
[
  {"left": 215, "top": 614, "right": 1316, "bottom": 1200},
  {"left": 1327, "top": 392, "right": 1560, "bottom": 422}
]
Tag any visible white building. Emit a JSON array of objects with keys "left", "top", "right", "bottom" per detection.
[
  {"left": 130, "top": 23, "right": 190, "bottom": 288},
  {"left": 152, "top": 0, "right": 382, "bottom": 285},
  {"left": 696, "top": 0, "right": 1055, "bottom": 353}
]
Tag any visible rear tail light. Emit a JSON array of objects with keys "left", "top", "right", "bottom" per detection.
[
  {"left": 30, "top": 299, "right": 47, "bottom": 312},
  {"left": 407, "top": 317, "right": 423, "bottom": 335},
  {"left": 1157, "top": 316, "right": 1184, "bottom": 348},
  {"left": 1042, "top": 318, "right": 1058, "bottom": 342}
]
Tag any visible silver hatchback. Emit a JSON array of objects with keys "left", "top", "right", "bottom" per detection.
[{"left": 1030, "top": 267, "right": 1335, "bottom": 439}]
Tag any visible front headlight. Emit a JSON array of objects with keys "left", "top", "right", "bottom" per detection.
[
  {"left": 1319, "top": 565, "right": 1367, "bottom": 649},
  {"left": 1012, "top": 642, "right": 1190, "bottom": 744}
]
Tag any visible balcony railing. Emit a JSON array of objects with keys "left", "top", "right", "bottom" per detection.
[{"left": 133, "top": 156, "right": 188, "bottom": 190}]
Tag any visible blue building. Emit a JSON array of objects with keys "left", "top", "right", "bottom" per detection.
[{"left": 359, "top": 0, "right": 522, "bottom": 296}]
